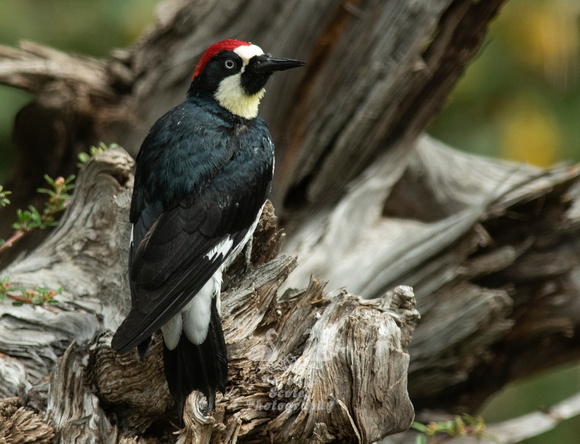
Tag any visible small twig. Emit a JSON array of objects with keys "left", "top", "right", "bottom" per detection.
[
  {"left": 5, "top": 291, "right": 35, "bottom": 305},
  {"left": 0, "top": 175, "right": 74, "bottom": 254},
  {"left": 443, "top": 392, "right": 580, "bottom": 443},
  {"left": 412, "top": 415, "right": 487, "bottom": 444},
  {"left": 0, "top": 144, "right": 112, "bottom": 254},
  {"left": 0, "top": 202, "right": 71, "bottom": 253},
  {"left": 0, "top": 228, "right": 29, "bottom": 254},
  {"left": 1, "top": 277, "right": 61, "bottom": 306}
]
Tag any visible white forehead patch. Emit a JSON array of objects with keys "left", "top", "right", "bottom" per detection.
[{"left": 234, "top": 44, "right": 264, "bottom": 64}]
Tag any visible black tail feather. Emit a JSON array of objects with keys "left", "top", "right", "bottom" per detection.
[
  {"left": 162, "top": 299, "right": 227, "bottom": 424},
  {"left": 137, "top": 336, "right": 152, "bottom": 359}
]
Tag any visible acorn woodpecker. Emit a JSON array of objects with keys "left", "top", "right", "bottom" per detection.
[{"left": 111, "top": 40, "right": 304, "bottom": 421}]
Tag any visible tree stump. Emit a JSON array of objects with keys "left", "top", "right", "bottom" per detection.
[
  {"left": 2, "top": 0, "right": 580, "bottom": 443},
  {"left": 0, "top": 149, "right": 419, "bottom": 443}
]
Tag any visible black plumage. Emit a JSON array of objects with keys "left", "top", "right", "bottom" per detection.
[
  {"left": 111, "top": 39, "right": 303, "bottom": 424},
  {"left": 114, "top": 100, "right": 274, "bottom": 349},
  {"left": 112, "top": 98, "right": 274, "bottom": 408}
]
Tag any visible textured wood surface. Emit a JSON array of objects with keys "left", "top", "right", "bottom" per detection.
[
  {"left": 3, "top": 0, "right": 579, "bottom": 443},
  {"left": 0, "top": 149, "right": 419, "bottom": 442},
  {"left": 284, "top": 135, "right": 580, "bottom": 412},
  {"left": 0, "top": 0, "right": 506, "bottom": 245}
]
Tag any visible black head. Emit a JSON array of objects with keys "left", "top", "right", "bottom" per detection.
[{"left": 189, "top": 40, "right": 304, "bottom": 119}]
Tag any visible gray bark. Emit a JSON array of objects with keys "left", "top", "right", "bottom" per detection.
[
  {"left": 2, "top": 0, "right": 579, "bottom": 443},
  {"left": 284, "top": 135, "right": 580, "bottom": 412},
  {"left": 1, "top": 148, "right": 418, "bottom": 443},
  {"left": 0, "top": 0, "right": 506, "bottom": 242}
]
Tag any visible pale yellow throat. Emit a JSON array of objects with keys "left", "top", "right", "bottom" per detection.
[{"left": 214, "top": 73, "right": 265, "bottom": 120}]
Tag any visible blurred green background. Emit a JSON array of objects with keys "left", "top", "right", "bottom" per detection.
[
  {"left": 0, "top": 0, "right": 579, "bottom": 442},
  {"left": 430, "top": 1, "right": 580, "bottom": 439},
  {"left": 0, "top": 0, "right": 158, "bottom": 180},
  {"left": 429, "top": 0, "right": 580, "bottom": 166}
]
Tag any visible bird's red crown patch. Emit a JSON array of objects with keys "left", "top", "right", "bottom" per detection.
[{"left": 192, "top": 39, "right": 252, "bottom": 80}]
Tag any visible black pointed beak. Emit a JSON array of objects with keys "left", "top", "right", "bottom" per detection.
[
  {"left": 250, "top": 55, "right": 305, "bottom": 73},
  {"left": 241, "top": 54, "right": 304, "bottom": 95}
]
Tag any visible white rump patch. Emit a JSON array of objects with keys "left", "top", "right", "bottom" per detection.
[
  {"left": 162, "top": 270, "right": 223, "bottom": 349},
  {"left": 161, "top": 313, "right": 183, "bottom": 350},
  {"left": 183, "top": 270, "right": 222, "bottom": 345}
]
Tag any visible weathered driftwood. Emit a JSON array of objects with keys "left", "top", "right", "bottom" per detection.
[
  {"left": 2, "top": 0, "right": 580, "bottom": 442},
  {"left": 2, "top": 139, "right": 580, "bottom": 443},
  {"left": 284, "top": 134, "right": 580, "bottom": 415},
  {"left": 0, "top": 149, "right": 133, "bottom": 386},
  {"left": 0, "top": 397, "right": 53, "bottom": 443},
  {"left": 0, "top": 0, "right": 506, "bottom": 246},
  {"left": 0, "top": 148, "right": 419, "bottom": 443}
]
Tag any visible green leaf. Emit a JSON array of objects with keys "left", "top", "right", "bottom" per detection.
[
  {"left": 37, "top": 187, "right": 55, "bottom": 197},
  {"left": 78, "top": 142, "right": 118, "bottom": 167},
  {"left": 40, "top": 216, "right": 56, "bottom": 229},
  {"left": 27, "top": 206, "right": 42, "bottom": 229},
  {"left": 43, "top": 174, "right": 55, "bottom": 187},
  {"left": 0, "top": 185, "right": 11, "bottom": 207},
  {"left": 77, "top": 152, "right": 90, "bottom": 165},
  {"left": 17, "top": 209, "right": 29, "bottom": 222},
  {"left": 415, "top": 434, "right": 428, "bottom": 444},
  {"left": 411, "top": 422, "right": 428, "bottom": 433},
  {"left": 29, "top": 205, "right": 41, "bottom": 217},
  {"left": 14, "top": 209, "right": 31, "bottom": 229}
]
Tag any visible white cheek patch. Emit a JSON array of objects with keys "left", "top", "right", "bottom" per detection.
[{"left": 215, "top": 74, "right": 265, "bottom": 119}]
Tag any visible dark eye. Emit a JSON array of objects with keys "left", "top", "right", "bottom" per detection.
[{"left": 224, "top": 59, "right": 235, "bottom": 69}]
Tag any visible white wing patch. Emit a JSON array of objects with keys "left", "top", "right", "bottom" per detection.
[
  {"left": 160, "top": 204, "right": 265, "bottom": 350},
  {"left": 224, "top": 203, "right": 265, "bottom": 267},
  {"left": 205, "top": 236, "right": 234, "bottom": 260}
]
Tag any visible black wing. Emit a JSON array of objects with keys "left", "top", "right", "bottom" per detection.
[{"left": 112, "top": 109, "right": 273, "bottom": 353}]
